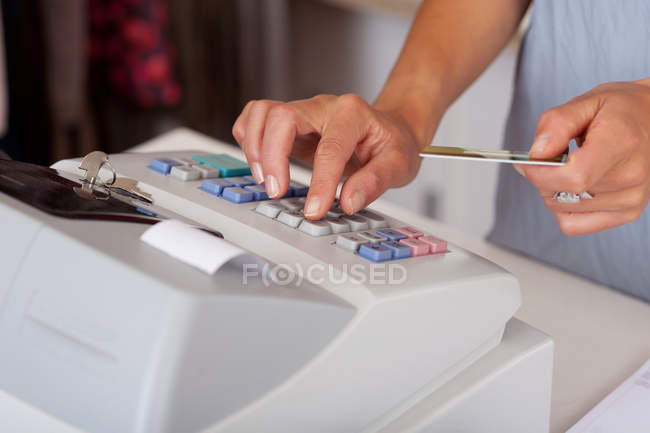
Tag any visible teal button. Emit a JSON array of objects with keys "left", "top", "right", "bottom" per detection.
[{"left": 192, "top": 154, "right": 251, "bottom": 177}]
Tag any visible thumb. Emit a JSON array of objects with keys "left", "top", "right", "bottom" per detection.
[{"left": 531, "top": 96, "right": 600, "bottom": 158}]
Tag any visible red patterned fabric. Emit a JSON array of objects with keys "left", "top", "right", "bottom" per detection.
[{"left": 88, "top": 0, "right": 181, "bottom": 108}]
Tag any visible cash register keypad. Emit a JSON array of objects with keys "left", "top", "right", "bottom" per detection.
[{"left": 148, "top": 154, "right": 448, "bottom": 262}]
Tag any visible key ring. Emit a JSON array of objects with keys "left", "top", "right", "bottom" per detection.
[
  {"left": 552, "top": 191, "right": 594, "bottom": 203},
  {"left": 78, "top": 151, "right": 116, "bottom": 187}
]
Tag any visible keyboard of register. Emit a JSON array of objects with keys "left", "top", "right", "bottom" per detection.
[{"left": 147, "top": 153, "right": 448, "bottom": 263}]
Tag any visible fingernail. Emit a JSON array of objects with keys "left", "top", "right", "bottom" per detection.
[
  {"left": 251, "top": 162, "right": 264, "bottom": 184},
  {"left": 347, "top": 191, "right": 366, "bottom": 213},
  {"left": 530, "top": 134, "right": 549, "bottom": 156},
  {"left": 304, "top": 196, "right": 320, "bottom": 218},
  {"left": 514, "top": 164, "right": 526, "bottom": 178},
  {"left": 266, "top": 175, "right": 279, "bottom": 198}
]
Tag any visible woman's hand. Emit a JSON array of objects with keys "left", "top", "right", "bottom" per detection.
[
  {"left": 232, "top": 94, "right": 426, "bottom": 220},
  {"left": 519, "top": 80, "right": 650, "bottom": 235}
]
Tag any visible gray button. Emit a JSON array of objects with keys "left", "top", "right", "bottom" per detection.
[
  {"left": 194, "top": 164, "right": 221, "bottom": 179},
  {"left": 357, "top": 231, "right": 387, "bottom": 243},
  {"left": 341, "top": 214, "right": 369, "bottom": 231},
  {"left": 277, "top": 211, "right": 304, "bottom": 228},
  {"left": 357, "top": 209, "right": 388, "bottom": 229},
  {"left": 336, "top": 234, "right": 368, "bottom": 252},
  {"left": 327, "top": 205, "right": 345, "bottom": 218},
  {"left": 170, "top": 165, "right": 201, "bottom": 181},
  {"left": 255, "top": 202, "right": 286, "bottom": 218},
  {"left": 298, "top": 220, "right": 332, "bottom": 236},
  {"left": 281, "top": 197, "right": 306, "bottom": 211},
  {"left": 323, "top": 217, "right": 351, "bottom": 233}
]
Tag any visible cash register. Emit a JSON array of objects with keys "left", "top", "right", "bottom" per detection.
[{"left": 0, "top": 130, "right": 553, "bottom": 433}]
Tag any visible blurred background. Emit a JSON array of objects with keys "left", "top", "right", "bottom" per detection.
[{"left": 0, "top": 0, "right": 524, "bottom": 238}]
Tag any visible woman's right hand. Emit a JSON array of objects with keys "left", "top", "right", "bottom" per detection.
[{"left": 232, "top": 94, "right": 427, "bottom": 220}]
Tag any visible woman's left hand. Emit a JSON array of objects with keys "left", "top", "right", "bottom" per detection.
[{"left": 517, "top": 79, "right": 650, "bottom": 236}]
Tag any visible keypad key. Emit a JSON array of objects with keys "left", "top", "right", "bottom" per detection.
[
  {"left": 357, "top": 231, "right": 387, "bottom": 244},
  {"left": 224, "top": 176, "right": 255, "bottom": 187},
  {"left": 298, "top": 220, "right": 332, "bottom": 237},
  {"left": 170, "top": 165, "right": 201, "bottom": 181},
  {"left": 245, "top": 185, "right": 269, "bottom": 201},
  {"left": 327, "top": 205, "right": 345, "bottom": 218},
  {"left": 357, "top": 210, "right": 388, "bottom": 229},
  {"left": 194, "top": 164, "right": 221, "bottom": 179},
  {"left": 376, "top": 228, "right": 407, "bottom": 241},
  {"left": 399, "top": 238, "right": 430, "bottom": 256},
  {"left": 222, "top": 187, "right": 255, "bottom": 203},
  {"left": 288, "top": 180, "right": 309, "bottom": 197},
  {"left": 395, "top": 226, "right": 424, "bottom": 238},
  {"left": 277, "top": 211, "right": 304, "bottom": 228},
  {"left": 418, "top": 235, "right": 448, "bottom": 254},
  {"left": 200, "top": 179, "right": 233, "bottom": 196},
  {"left": 336, "top": 234, "right": 367, "bottom": 252},
  {"left": 323, "top": 217, "right": 350, "bottom": 234},
  {"left": 192, "top": 154, "right": 251, "bottom": 177},
  {"left": 255, "top": 202, "right": 286, "bottom": 218},
  {"left": 281, "top": 197, "right": 306, "bottom": 211},
  {"left": 243, "top": 175, "right": 258, "bottom": 184},
  {"left": 149, "top": 158, "right": 181, "bottom": 174},
  {"left": 341, "top": 214, "right": 369, "bottom": 231},
  {"left": 359, "top": 244, "right": 392, "bottom": 262},
  {"left": 381, "top": 241, "right": 411, "bottom": 259}
]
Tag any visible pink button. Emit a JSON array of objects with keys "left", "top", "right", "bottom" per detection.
[
  {"left": 394, "top": 226, "right": 424, "bottom": 238},
  {"left": 399, "top": 238, "right": 430, "bottom": 256},
  {"left": 419, "top": 235, "right": 448, "bottom": 254}
]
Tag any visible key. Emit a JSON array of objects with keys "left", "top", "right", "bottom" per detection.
[
  {"left": 336, "top": 234, "right": 367, "bottom": 252},
  {"left": 298, "top": 220, "right": 332, "bottom": 236},
  {"left": 341, "top": 214, "right": 369, "bottom": 231},
  {"left": 107, "top": 177, "right": 153, "bottom": 203},
  {"left": 277, "top": 211, "right": 304, "bottom": 228},
  {"left": 357, "top": 209, "right": 388, "bottom": 229}
]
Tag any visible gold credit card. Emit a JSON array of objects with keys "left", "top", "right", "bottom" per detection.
[{"left": 420, "top": 146, "right": 567, "bottom": 166}]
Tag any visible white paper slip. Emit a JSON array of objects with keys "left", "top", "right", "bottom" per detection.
[
  {"left": 567, "top": 358, "right": 650, "bottom": 433},
  {"left": 141, "top": 219, "right": 260, "bottom": 274}
]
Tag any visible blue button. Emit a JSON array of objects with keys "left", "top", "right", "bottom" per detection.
[
  {"left": 200, "top": 179, "right": 233, "bottom": 196},
  {"left": 136, "top": 207, "right": 156, "bottom": 217},
  {"left": 149, "top": 158, "right": 182, "bottom": 174},
  {"left": 244, "top": 185, "right": 269, "bottom": 200},
  {"left": 288, "top": 181, "right": 309, "bottom": 197},
  {"left": 359, "top": 243, "right": 392, "bottom": 262},
  {"left": 381, "top": 241, "right": 411, "bottom": 259},
  {"left": 376, "top": 228, "right": 407, "bottom": 241},
  {"left": 224, "top": 176, "right": 255, "bottom": 187},
  {"left": 222, "top": 187, "right": 255, "bottom": 203},
  {"left": 243, "top": 175, "right": 258, "bottom": 184}
]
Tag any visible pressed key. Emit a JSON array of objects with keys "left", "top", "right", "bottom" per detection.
[
  {"left": 277, "top": 211, "right": 304, "bottom": 228},
  {"left": 357, "top": 210, "right": 388, "bottom": 229},
  {"left": 376, "top": 228, "right": 406, "bottom": 241},
  {"left": 224, "top": 176, "right": 255, "bottom": 187},
  {"left": 381, "top": 241, "right": 411, "bottom": 259},
  {"left": 395, "top": 226, "right": 424, "bottom": 238},
  {"left": 255, "top": 202, "right": 286, "bottom": 218},
  {"left": 149, "top": 157, "right": 181, "bottom": 174},
  {"left": 327, "top": 205, "right": 345, "bottom": 218},
  {"left": 357, "top": 231, "right": 387, "bottom": 244},
  {"left": 288, "top": 180, "right": 309, "bottom": 197},
  {"left": 194, "top": 164, "right": 221, "bottom": 179},
  {"left": 418, "top": 235, "right": 448, "bottom": 253},
  {"left": 298, "top": 220, "right": 332, "bottom": 236},
  {"left": 323, "top": 217, "right": 350, "bottom": 234},
  {"left": 170, "top": 165, "right": 201, "bottom": 181},
  {"left": 336, "top": 234, "right": 367, "bottom": 252},
  {"left": 192, "top": 154, "right": 251, "bottom": 177},
  {"left": 341, "top": 214, "right": 369, "bottom": 231},
  {"left": 359, "top": 244, "right": 392, "bottom": 262},
  {"left": 399, "top": 238, "right": 430, "bottom": 256},
  {"left": 245, "top": 184, "right": 269, "bottom": 201},
  {"left": 222, "top": 187, "right": 255, "bottom": 203},
  {"left": 281, "top": 197, "right": 306, "bottom": 211},
  {"left": 200, "top": 179, "right": 233, "bottom": 196}
]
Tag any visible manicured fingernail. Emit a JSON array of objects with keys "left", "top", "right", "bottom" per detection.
[
  {"left": 251, "top": 162, "right": 264, "bottom": 184},
  {"left": 266, "top": 175, "right": 279, "bottom": 198},
  {"left": 304, "top": 196, "right": 320, "bottom": 218},
  {"left": 347, "top": 191, "right": 366, "bottom": 213},
  {"left": 514, "top": 164, "right": 526, "bottom": 178},
  {"left": 531, "top": 134, "right": 549, "bottom": 156}
]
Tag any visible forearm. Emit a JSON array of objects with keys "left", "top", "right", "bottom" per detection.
[{"left": 374, "top": 0, "right": 531, "bottom": 146}]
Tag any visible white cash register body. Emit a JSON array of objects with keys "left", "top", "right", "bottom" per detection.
[{"left": 0, "top": 130, "right": 553, "bottom": 433}]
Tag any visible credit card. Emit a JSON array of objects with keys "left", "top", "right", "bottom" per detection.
[{"left": 420, "top": 145, "right": 567, "bottom": 166}]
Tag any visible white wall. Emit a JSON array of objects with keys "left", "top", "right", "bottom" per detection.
[{"left": 274, "top": 0, "right": 520, "bottom": 237}]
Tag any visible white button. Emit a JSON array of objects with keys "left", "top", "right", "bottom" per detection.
[
  {"left": 323, "top": 217, "right": 350, "bottom": 233},
  {"left": 336, "top": 234, "right": 367, "bottom": 252},
  {"left": 281, "top": 197, "right": 306, "bottom": 211},
  {"left": 341, "top": 214, "right": 368, "bottom": 231},
  {"left": 170, "top": 165, "right": 201, "bottom": 181},
  {"left": 255, "top": 202, "right": 286, "bottom": 218},
  {"left": 277, "top": 211, "right": 304, "bottom": 228},
  {"left": 327, "top": 205, "right": 345, "bottom": 218},
  {"left": 194, "top": 164, "right": 221, "bottom": 179},
  {"left": 357, "top": 231, "right": 387, "bottom": 243},
  {"left": 298, "top": 220, "right": 332, "bottom": 236},
  {"left": 357, "top": 210, "right": 388, "bottom": 229}
]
